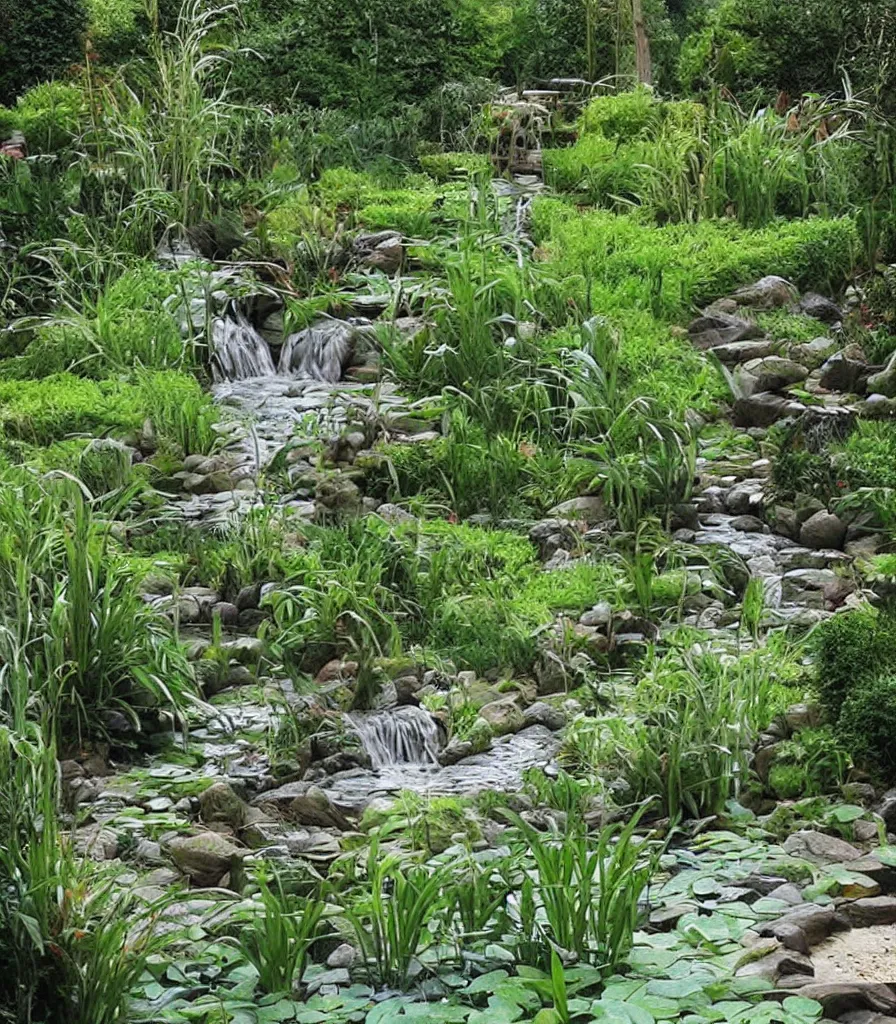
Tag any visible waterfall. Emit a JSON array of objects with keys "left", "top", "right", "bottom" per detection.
[
  {"left": 210, "top": 312, "right": 276, "bottom": 382},
  {"left": 278, "top": 320, "right": 356, "bottom": 383},
  {"left": 347, "top": 706, "right": 441, "bottom": 769}
]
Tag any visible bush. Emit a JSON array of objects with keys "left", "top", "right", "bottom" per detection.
[
  {"left": 419, "top": 151, "right": 492, "bottom": 182},
  {"left": 533, "top": 203, "right": 858, "bottom": 312},
  {"left": 0, "top": 0, "right": 87, "bottom": 106},
  {"left": 838, "top": 675, "right": 896, "bottom": 777},
  {"left": 813, "top": 606, "right": 896, "bottom": 715},
  {"left": 837, "top": 421, "right": 896, "bottom": 490},
  {"left": 13, "top": 81, "right": 87, "bottom": 152}
]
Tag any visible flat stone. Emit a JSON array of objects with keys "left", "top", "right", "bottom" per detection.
[
  {"left": 784, "top": 983, "right": 896, "bottom": 1017},
  {"left": 709, "top": 338, "right": 778, "bottom": 363},
  {"left": 729, "top": 276, "right": 799, "bottom": 309},
  {"left": 167, "top": 832, "right": 244, "bottom": 886},
  {"left": 783, "top": 830, "right": 863, "bottom": 864},
  {"left": 800, "top": 510, "right": 847, "bottom": 551},
  {"left": 843, "top": 897, "right": 896, "bottom": 928},
  {"left": 733, "top": 392, "right": 806, "bottom": 428}
]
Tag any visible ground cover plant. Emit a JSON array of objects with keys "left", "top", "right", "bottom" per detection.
[{"left": 4, "top": 1, "right": 896, "bottom": 1022}]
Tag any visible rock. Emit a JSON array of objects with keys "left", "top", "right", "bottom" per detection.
[
  {"left": 729, "top": 276, "right": 799, "bottom": 309},
  {"left": 782, "top": 830, "right": 862, "bottom": 864},
  {"left": 846, "top": 534, "right": 885, "bottom": 559},
  {"left": 842, "top": 897, "right": 896, "bottom": 928},
  {"left": 289, "top": 787, "right": 353, "bottom": 831},
  {"left": 315, "top": 477, "right": 362, "bottom": 518},
  {"left": 375, "top": 503, "right": 415, "bottom": 524},
  {"left": 167, "top": 832, "right": 243, "bottom": 886},
  {"left": 799, "top": 292, "right": 842, "bottom": 324},
  {"left": 211, "top": 602, "right": 240, "bottom": 626},
  {"left": 522, "top": 701, "right": 566, "bottom": 731},
  {"left": 535, "top": 650, "right": 569, "bottom": 696},
  {"left": 770, "top": 505, "right": 800, "bottom": 541},
  {"left": 876, "top": 790, "right": 896, "bottom": 833},
  {"left": 733, "top": 392, "right": 805, "bottom": 428},
  {"left": 528, "top": 518, "right": 578, "bottom": 560},
  {"left": 725, "top": 479, "right": 766, "bottom": 516},
  {"left": 867, "top": 351, "right": 896, "bottom": 398},
  {"left": 356, "top": 232, "right": 403, "bottom": 274},
  {"left": 579, "top": 602, "right": 613, "bottom": 628},
  {"left": 761, "top": 904, "right": 845, "bottom": 948},
  {"left": 736, "top": 949, "right": 814, "bottom": 981},
  {"left": 785, "top": 983, "right": 896, "bottom": 1018},
  {"left": 791, "top": 336, "right": 839, "bottom": 369},
  {"left": 767, "top": 883, "right": 804, "bottom": 906},
  {"left": 135, "top": 839, "right": 165, "bottom": 866},
  {"left": 731, "top": 515, "right": 766, "bottom": 533},
  {"left": 848, "top": 855, "right": 896, "bottom": 894},
  {"left": 439, "top": 738, "right": 476, "bottom": 765},
  {"left": 709, "top": 338, "right": 778, "bottom": 364},
  {"left": 479, "top": 697, "right": 525, "bottom": 737},
  {"left": 236, "top": 583, "right": 262, "bottom": 611},
  {"left": 820, "top": 352, "right": 868, "bottom": 393},
  {"left": 689, "top": 311, "right": 765, "bottom": 350},
  {"left": 200, "top": 782, "right": 251, "bottom": 829},
  {"left": 799, "top": 511, "right": 847, "bottom": 551},
  {"left": 546, "top": 496, "right": 605, "bottom": 523},
  {"left": 784, "top": 703, "right": 823, "bottom": 732},
  {"left": 738, "top": 356, "right": 809, "bottom": 395},
  {"left": 326, "top": 943, "right": 357, "bottom": 969}
]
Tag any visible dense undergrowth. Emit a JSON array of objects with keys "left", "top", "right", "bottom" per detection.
[{"left": 3, "top": 0, "right": 896, "bottom": 1022}]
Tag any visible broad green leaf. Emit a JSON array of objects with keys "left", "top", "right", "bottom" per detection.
[{"left": 782, "top": 996, "right": 823, "bottom": 1019}]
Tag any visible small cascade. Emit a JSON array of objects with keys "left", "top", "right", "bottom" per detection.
[
  {"left": 278, "top": 320, "right": 356, "bottom": 383},
  {"left": 347, "top": 706, "right": 441, "bottom": 770},
  {"left": 210, "top": 312, "right": 277, "bottom": 382}
]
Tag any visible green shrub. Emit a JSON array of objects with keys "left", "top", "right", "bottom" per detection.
[
  {"left": 837, "top": 421, "right": 896, "bottom": 490},
  {"left": 813, "top": 606, "right": 896, "bottom": 716},
  {"left": 838, "top": 675, "right": 896, "bottom": 777},
  {"left": 419, "top": 151, "right": 491, "bottom": 182},
  {"left": 0, "top": 0, "right": 88, "bottom": 107},
  {"left": 13, "top": 81, "right": 87, "bottom": 152},
  {"left": 533, "top": 203, "right": 858, "bottom": 313}
]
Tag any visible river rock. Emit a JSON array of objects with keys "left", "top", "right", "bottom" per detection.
[
  {"left": 522, "top": 701, "right": 565, "bottom": 731},
  {"left": 819, "top": 352, "right": 868, "bottom": 393},
  {"left": 725, "top": 479, "right": 765, "bottom": 516},
  {"left": 479, "top": 697, "right": 525, "bottom": 736},
  {"left": 782, "top": 830, "right": 862, "bottom": 864},
  {"left": 729, "top": 276, "right": 799, "bottom": 309},
  {"left": 799, "top": 511, "right": 847, "bottom": 551},
  {"left": 375, "top": 502, "right": 415, "bottom": 524},
  {"left": 867, "top": 351, "right": 896, "bottom": 397},
  {"left": 688, "top": 311, "right": 764, "bottom": 350},
  {"left": 167, "top": 832, "right": 244, "bottom": 886},
  {"left": 843, "top": 897, "right": 896, "bottom": 928},
  {"left": 709, "top": 338, "right": 778, "bottom": 364},
  {"left": 737, "top": 356, "right": 809, "bottom": 395},
  {"left": 787, "top": 984, "right": 896, "bottom": 1018},
  {"left": 790, "top": 336, "right": 839, "bottom": 369},
  {"left": 799, "top": 292, "right": 842, "bottom": 324},
  {"left": 200, "top": 782, "right": 251, "bottom": 829},
  {"left": 547, "top": 496, "right": 605, "bottom": 523},
  {"left": 732, "top": 392, "right": 805, "bottom": 428},
  {"left": 288, "top": 787, "right": 353, "bottom": 831}
]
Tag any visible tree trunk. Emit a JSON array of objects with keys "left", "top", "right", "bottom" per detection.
[{"left": 632, "top": 0, "right": 652, "bottom": 86}]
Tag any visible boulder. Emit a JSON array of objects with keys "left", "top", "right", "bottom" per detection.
[
  {"left": 786, "top": 984, "right": 896, "bottom": 1018},
  {"left": 737, "top": 356, "right": 809, "bottom": 395},
  {"left": 688, "top": 311, "right": 764, "bottom": 350},
  {"left": 479, "top": 697, "right": 525, "bottom": 736},
  {"left": 799, "top": 511, "right": 847, "bottom": 551},
  {"left": 842, "top": 897, "right": 896, "bottom": 928},
  {"left": 729, "top": 276, "right": 799, "bottom": 309},
  {"left": 167, "top": 832, "right": 243, "bottom": 886},
  {"left": 790, "top": 336, "right": 839, "bottom": 369},
  {"left": 546, "top": 496, "right": 605, "bottom": 523},
  {"left": 375, "top": 503, "right": 416, "bottom": 524},
  {"left": 709, "top": 338, "right": 778, "bottom": 364},
  {"left": 725, "top": 479, "right": 766, "bottom": 516},
  {"left": 867, "top": 350, "right": 896, "bottom": 398},
  {"left": 522, "top": 701, "right": 566, "bottom": 731},
  {"left": 819, "top": 352, "right": 868, "bottom": 393},
  {"left": 288, "top": 787, "right": 353, "bottom": 831},
  {"left": 732, "top": 392, "right": 805, "bottom": 428},
  {"left": 199, "top": 782, "right": 251, "bottom": 829},
  {"left": 782, "top": 830, "right": 862, "bottom": 864},
  {"left": 799, "top": 292, "right": 843, "bottom": 324}
]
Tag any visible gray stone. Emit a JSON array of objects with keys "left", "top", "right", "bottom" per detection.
[
  {"left": 790, "top": 336, "right": 839, "bottom": 369},
  {"left": 782, "top": 830, "right": 862, "bottom": 864},
  {"left": 738, "top": 356, "right": 809, "bottom": 395},
  {"left": 729, "top": 276, "right": 799, "bottom": 309},
  {"left": 731, "top": 515, "right": 766, "bottom": 533},
  {"left": 326, "top": 943, "right": 357, "bottom": 969},
  {"left": 867, "top": 350, "right": 896, "bottom": 398},
  {"left": 799, "top": 511, "right": 847, "bottom": 551},
  {"left": 167, "top": 832, "right": 244, "bottom": 886},
  {"left": 820, "top": 352, "right": 868, "bottom": 393},
  {"left": 843, "top": 896, "right": 896, "bottom": 928},
  {"left": 733, "top": 392, "right": 805, "bottom": 428},
  {"left": 579, "top": 602, "right": 612, "bottom": 628},
  {"left": 709, "top": 338, "right": 778, "bottom": 364},
  {"left": 726, "top": 479, "right": 766, "bottom": 516},
  {"left": 789, "top": 983, "right": 896, "bottom": 1018},
  {"left": 375, "top": 503, "right": 416, "bottom": 524},
  {"left": 212, "top": 602, "right": 240, "bottom": 626},
  {"left": 522, "top": 701, "right": 566, "bottom": 731},
  {"left": 479, "top": 697, "right": 525, "bottom": 737},
  {"left": 799, "top": 292, "right": 842, "bottom": 324},
  {"left": 547, "top": 496, "right": 606, "bottom": 523},
  {"left": 784, "top": 703, "right": 823, "bottom": 732},
  {"left": 200, "top": 782, "right": 250, "bottom": 829}
]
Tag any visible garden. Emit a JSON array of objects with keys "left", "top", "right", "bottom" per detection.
[{"left": 3, "top": 1, "right": 896, "bottom": 1022}]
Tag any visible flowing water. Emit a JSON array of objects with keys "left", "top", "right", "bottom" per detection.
[
  {"left": 210, "top": 312, "right": 277, "bottom": 382},
  {"left": 346, "top": 706, "right": 442, "bottom": 769}
]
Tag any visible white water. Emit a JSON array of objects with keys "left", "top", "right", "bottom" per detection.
[
  {"left": 347, "top": 706, "right": 441, "bottom": 769},
  {"left": 210, "top": 313, "right": 276, "bottom": 382},
  {"left": 279, "top": 321, "right": 357, "bottom": 383}
]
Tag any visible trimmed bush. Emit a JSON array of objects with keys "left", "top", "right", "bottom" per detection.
[
  {"left": 838, "top": 675, "right": 896, "bottom": 777},
  {"left": 0, "top": 0, "right": 88, "bottom": 106}
]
